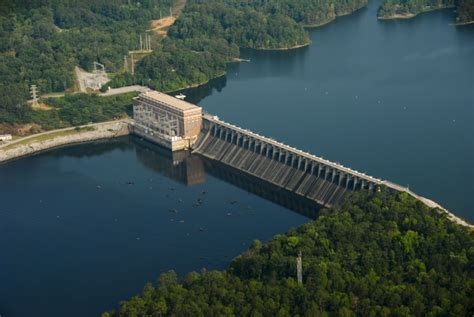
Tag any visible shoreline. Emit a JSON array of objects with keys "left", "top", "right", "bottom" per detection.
[
  {"left": 453, "top": 20, "right": 474, "bottom": 26},
  {"left": 304, "top": 4, "right": 368, "bottom": 28},
  {"left": 0, "top": 120, "right": 130, "bottom": 164},
  {"left": 377, "top": 5, "right": 454, "bottom": 20},
  {"left": 381, "top": 181, "right": 474, "bottom": 230},
  {"left": 253, "top": 41, "right": 312, "bottom": 51},
  {"left": 169, "top": 71, "right": 227, "bottom": 92}
]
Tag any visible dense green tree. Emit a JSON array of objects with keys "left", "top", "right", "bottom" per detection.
[
  {"left": 377, "top": 0, "right": 473, "bottom": 22},
  {"left": 106, "top": 189, "right": 474, "bottom": 316},
  {"left": 456, "top": 0, "right": 474, "bottom": 23},
  {"left": 1, "top": 0, "right": 369, "bottom": 131},
  {"left": 0, "top": 0, "right": 171, "bottom": 127}
]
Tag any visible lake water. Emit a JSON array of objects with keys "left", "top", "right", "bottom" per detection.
[
  {"left": 1, "top": 1, "right": 473, "bottom": 316},
  {"left": 185, "top": 2, "right": 474, "bottom": 222},
  {"left": 0, "top": 139, "right": 311, "bottom": 316}
]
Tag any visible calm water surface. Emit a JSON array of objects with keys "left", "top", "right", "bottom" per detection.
[
  {"left": 0, "top": 139, "right": 309, "bottom": 316},
  {"left": 1, "top": 1, "right": 473, "bottom": 316},
  {"left": 186, "top": 2, "right": 474, "bottom": 222}
]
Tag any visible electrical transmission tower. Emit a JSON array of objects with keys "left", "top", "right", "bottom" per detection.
[
  {"left": 30, "top": 85, "right": 39, "bottom": 107},
  {"left": 93, "top": 62, "right": 105, "bottom": 74},
  {"left": 296, "top": 251, "right": 303, "bottom": 285}
]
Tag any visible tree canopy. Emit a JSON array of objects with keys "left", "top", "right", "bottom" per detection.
[
  {"left": 377, "top": 0, "right": 474, "bottom": 23},
  {"left": 0, "top": 0, "right": 369, "bottom": 132},
  {"left": 106, "top": 189, "right": 474, "bottom": 316}
]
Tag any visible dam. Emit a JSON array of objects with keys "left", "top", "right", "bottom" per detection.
[
  {"left": 193, "top": 113, "right": 382, "bottom": 207},
  {"left": 129, "top": 90, "right": 473, "bottom": 228},
  {"left": 130, "top": 90, "right": 384, "bottom": 207}
]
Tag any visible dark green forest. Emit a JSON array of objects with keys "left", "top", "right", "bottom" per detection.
[
  {"left": 29, "top": 93, "right": 135, "bottom": 131},
  {"left": 111, "top": 0, "right": 369, "bottom": 90},
  {"left": 0, "top": 0, "right": 368, "bottom": 133},
  {"left": 2, "top": 0, "right": 470, "bottom": 133},
  {"left": 0, "top": 0, "right": 171, "bottom": 127},
  {"left": 456, "top": 0, "right": 474, "bottom": 22},
  {"left": 377, "top": 0, "right": 474, "bottom": 23},
  {"left": 106, "top": 190, "right": 474, "bottom": 316}
]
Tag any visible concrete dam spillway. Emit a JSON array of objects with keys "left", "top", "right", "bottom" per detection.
[{"left": 193, "top": 114, "right": 381, "bottom": 207}]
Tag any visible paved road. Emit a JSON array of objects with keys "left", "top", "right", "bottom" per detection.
[
  {"left": 100, "top": 85, "right": 150, "bottom": 96},
  {"left": 27, "top": 85, "right": 150, "bottom": 103}
]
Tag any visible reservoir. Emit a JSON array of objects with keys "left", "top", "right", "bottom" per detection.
[
  {"left": 0, "top": 0, "right": 473, "bottom": 316},
  {"left": 186, "top": 1, "right": 474, "bottom": 223},
  {"left": 0, "top": 139, "right": 310, "bottom": 316}
]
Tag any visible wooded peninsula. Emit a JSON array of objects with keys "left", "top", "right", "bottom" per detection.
[{"left": 105, "top": 189, "right": 474, "bottom": 316}]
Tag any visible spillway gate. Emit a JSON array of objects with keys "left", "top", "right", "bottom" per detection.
[{"left": 193, "top": 114, "right": 383, "bottom": 207}]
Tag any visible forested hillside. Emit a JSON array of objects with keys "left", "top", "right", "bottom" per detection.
[
  {"left": 110, "top": 0, "right": 370, "bottom": 91},
  {"left": 456, "top": 0, "right": 474, "bottom": 23},
  {"left": 107, "top": 190, "right": 474, "bottom": 316},
  {"left": 377, "top": 0, "right": 474, "bottom": 23},
  {"left": 1, "top": 0, "right": 368, "bottom": 133},
  {"left": 0, "top": 0, "right": 170, "bottom": 127}
]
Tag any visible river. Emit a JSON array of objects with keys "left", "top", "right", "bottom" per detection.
[{"left": 1, "top": 1, "right": 473, "bottom": 316}]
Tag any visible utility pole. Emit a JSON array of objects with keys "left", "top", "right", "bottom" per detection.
[
  {"left": 131, "top": 54, "right": 135, "bottom": 75},
  {"left": 30, "top": 85, "right": 39, "bottom": 107},
  {"left": 140, "top": 34, "right": 143, "bottom": 51},
  {"left": 124, "top": 55, "right": 128, "bottom": 71},
  {"left": 169, "top": 7, "right": 172, "bottom": 17},
  {"left": 296, "top": 251, "right": 303, "bottom": 285}
]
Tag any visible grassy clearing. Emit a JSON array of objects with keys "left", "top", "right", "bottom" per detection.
[{"left": 1, "top": 127, "right": 95, "bottom": 151}]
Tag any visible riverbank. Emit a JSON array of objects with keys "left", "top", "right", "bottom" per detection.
[{"left": 0, "top": 120, "right": 130, "bottom": 164}]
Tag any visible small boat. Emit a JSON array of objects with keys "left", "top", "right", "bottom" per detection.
[{"left": 175, "top": 93, "right": 186, "bottom": 100}]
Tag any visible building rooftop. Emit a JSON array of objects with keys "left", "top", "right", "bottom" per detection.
[{"left": 140, "top": 90, "right": 201, "bottom": 112}]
